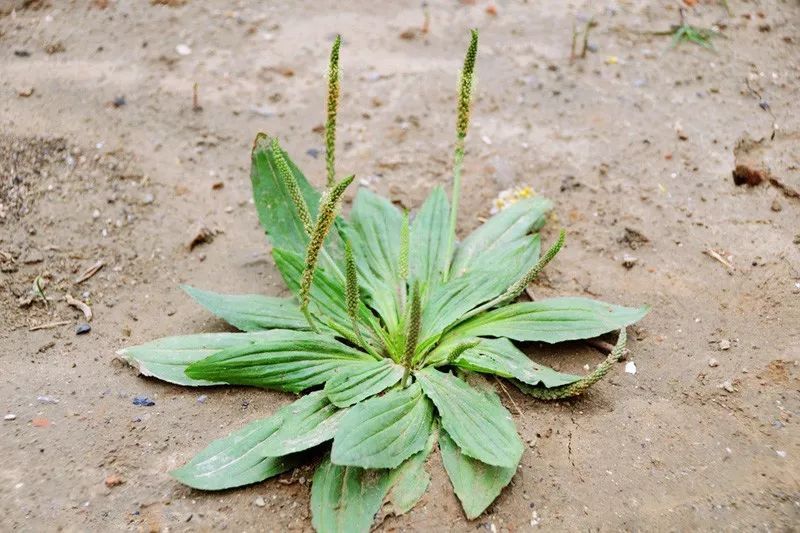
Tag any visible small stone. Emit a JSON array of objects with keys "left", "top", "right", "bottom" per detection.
[
  {"left": 112, "top": 95, "right": 126, "bottom": 108},
  {"left": 92, "top": 209, "right": 101, "bottom": 219},
  {"left": 142, "top": 193, "right": 154, "bottom": 205},
  {"left": 105, "top": 474, "right": 124, "bottom": 487},
  {"left": 132, "top": 395, "right": 155, "bottom": 407},
  {"left": 4, "top": 414, "right": 16, "bottom": 421},
  {"left": 254, "top": 496, "right": 266, "bottom": 507},
  {"left": 776, "top": 450, "right": 787, "bottom": 458},
  {"left": 708, "top": 358, "right": 719, "bottom": 368},
  {"left": 718, "top": 339, "right": 731, "bottom": 350},
  {"left": 621, "top": 254, "right": 638, "bottom": 269},
  {"left": 37, "top": 396, "right": 59, "bottom": 404},
  {"left": 76, "top": 323, "right": 91, "bottom": 335},
  {"left": 176, "top": 44, "right": 192, "bottom": 56},
  {"left": 196, "top": 394, "right": 208, "bottom": 404},
  {"left": 720, "top": 380, "right": 735, "bottom": 393},
  {"left": 771, "top": 199, "right": 782, "bottom": 212},
  {"left": 625, "top": 361, "right": 637, "bottom": 374}
]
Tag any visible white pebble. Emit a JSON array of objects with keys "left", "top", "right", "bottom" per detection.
[
  {"left": 176, "top": 44, "right": 192, "bottom": 56},
  {"left": 4, "top": 414, "right": 16, "bottom": 421},
  {"left": 625, "top": 361, "right": 637, "bottom": 375},
  {"left": 776, "top": 450, "right": 787, "bottom": 458},
  {"left": 254, "top": 496, "right": 266, "bottom": 507}
]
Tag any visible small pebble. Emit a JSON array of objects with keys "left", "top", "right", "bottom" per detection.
[
  {"left": 76, "top": 323, "right": 91, "bottom": 335},
  {"left": 718, "top": 339, "right": 731, "bottom": 350},
  {"left": 625, "top": 361, "right": 637, "bottom": 374},
  {"left": 254, "top": 496, "right": 266, "bottom": 507},
  {"left": 142, "top": 193, "right": 154, "bottom": 205},
  {"left": 622, "top": 254, "right": 638, "bottom": 269},
  {"left": 196, "top": 394, "right": 208, "bottom": 404},
  {"left": 4, "top": 414, "right": 16, "bottom": 421},
  {"left": 132, "top": 395, "right": 155, "bottom": 407},
  {"left": 771, "top": 199, "right": 782, "bottom": 212},
  {"left": 720, "top": 380, "right": 735, "bottom": 393},
  {"left": 112, "top": 96, "right": 126, "bottom": 108},
  {"left": 306, "top": 148, "right": 320, "bottom": 159},
  {"left": 776, "top": 450, "right": 787, "bottom": 458},
  {"left": 176, "top": 44, "right": 192, "bottom": 56},
  {"left": 37, "top": 396, "right": 59, "bottom": 404},
  {"left": 708, "top": 358, "right": 719, "bottom": 368}
]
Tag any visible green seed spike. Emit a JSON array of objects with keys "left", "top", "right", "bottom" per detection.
[
  {"left": 398, "top": 211, "right": 410, "bottom": 281},
  {"left": 446, "top": 339, "right": 480, "bottom": 364},
  {"left": 520, "top": 328, "right": 628, "bottom": 400},
  {"left": 325, "top": 35, "right": 341, "bottom": 188},
  {"left": 444, "top": 29, "right": 479, "bottom": 282},
  {"left": 344, "top": 239, "right": 366, "bottom": 348},
  {"left": 503, "top": 229, "right": 565, "bottom": 301},
  {"left": 401, "top": 282, "right": 422, "bottom": 387},
  {"left": 456, "top": 29, "right": 478, "bottom": 142},
  {"left": 299, "top": 174, "right": 354, "bottom": 329},
  {"left": 272, "top": 138, "right": 313, "bottom": 235}
]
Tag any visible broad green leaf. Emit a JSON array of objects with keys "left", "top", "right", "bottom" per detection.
[
  {"left": 384, "top": 423, "right": 437, "bottom": 515},
  {"left": 347, "top": 188, "right": 403, "bottom": 330},
  {"left": 118, "top": 331, "right": 279, "bottom": 386},
  {"left": 439, "top": 429, "right": 516, "bottom": 519},
  {"left": 331, "top": 382, "right": 434, "bottom": 469},
  {"left": 417, "top": 236, "right": 539, "bottom": 352},
  {"left": 410, "top": 186, "right": 450, "bottom": 296},
  {"left": 324, "top": 359, "right": 404, "bottom": 408},
  {"left": 415, "top": 367, "right": 523, "bottom": 468},
  {"left": 273, "top": 248, "right": 381, "bottom": 346},
  {"left": 453, "top": 337, "right": 581, "bottom": 388},
  {"left": 171, "top": 412, "right": 300, "bottom": 490},
  {"left": 449, "top": 297, "right": 649, "bottom": 343},
  {"left": 250, "top": 133, "right": 321, "bottom": 256},
  {"left": 184, "top": 331, "right": 372, "bottom": 392},
  {"left": 311, "top": 427, "right": 437, "bottom": 532},
  {"left": 182, "top": 285, "right": 309, "bottom": 332},
  {"left": 311, "top": 456, "right": 393, "bottom": 533},
  {"left": 257, "top": 391, "right": 345, "bottom": 457},
  {"left": 450, "top": 196, "right": 551, "bottom": 277}
]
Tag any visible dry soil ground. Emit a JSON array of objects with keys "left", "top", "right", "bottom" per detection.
[{"left": 1, "top": 1, "right": 799, "bottom": 531}]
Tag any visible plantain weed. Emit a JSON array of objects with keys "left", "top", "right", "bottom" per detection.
[{"left": 120, "top": 30, "right": 648, "bottom": 532}]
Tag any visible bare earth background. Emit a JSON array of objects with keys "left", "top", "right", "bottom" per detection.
[{"left": 1, "top": 1, "right": 799, "bottom": 531}]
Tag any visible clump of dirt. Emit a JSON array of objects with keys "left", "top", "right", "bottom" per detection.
[
  {"left": 732, "top": 133, "right": 800, "bottom": 199},
  {"left": 0, "top": 135, "right": 68, "bottom": 222}
]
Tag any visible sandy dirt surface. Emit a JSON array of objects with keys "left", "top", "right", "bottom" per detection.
[{"left": 1, "top": 1, "right": 799, "bottom": 531}]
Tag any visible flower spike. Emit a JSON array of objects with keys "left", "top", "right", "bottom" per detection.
[
  {"left": 325, "top": 35, "right": 341, "bottom": 188},
  {"left": 401, "top": 282, "right": 422, "bottom": 387},
  {"left": 272, "top": 138, "right": 313, "bottom": 235},
  {"left": 344, "top": 239, "right": 366, "bottom": 348},
  {"left": 299, "top": 174, "right": 354, "bottom": 329}
]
